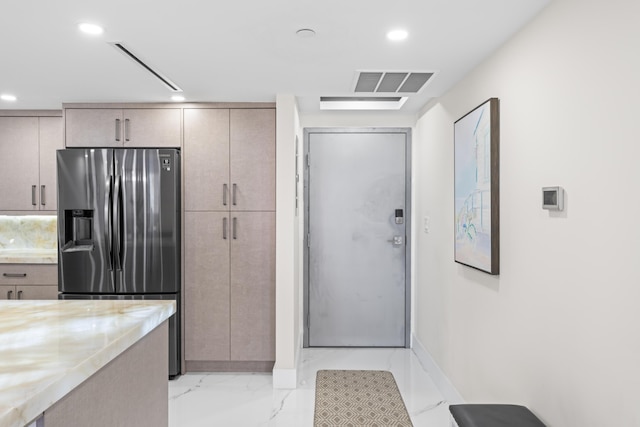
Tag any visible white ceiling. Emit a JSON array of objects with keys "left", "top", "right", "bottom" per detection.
[{"left": 1, "top": 0, "right": 550, "bottom": 114}]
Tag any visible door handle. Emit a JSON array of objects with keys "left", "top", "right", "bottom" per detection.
[
  {"left": 17, "top": 290, "right": 23, "bottom": 300},
  {"left": 6, "top": 290, "right": 12, "bottom": 299},
  {"left": 107, "top": 176, "right": 114, "bottom": 271},
  {"left": 40, "top": 185, "right": 46, "bottom": 206},
  {"left": 387, "top": 236, "right": 404, "bottom": 246},
  {"left": 232, "top": 217, "right": 237, "bottom": 240},
  {"left": 223, "top": 184, "right": 228, "bottom": 206},
  {"left": 115, "top": 119, "right": 121, "bottom": 142},
  {"left": 232, "top": 183, "right": 237, "bottom": 206},
  {"left": 32, "top": 185, "right": 37, "bottom": 206},
  {"left": 3, "top": 273, "right": 27, "bottom": 278},
  {"left": 124, "top": 118, "right": 130, "bottom": 142},
  {"left": 114, "top": 176, "right": 124, "bottom": 271},
  {"left": 223, "top": 217, "right": 228, "bottom": 240}
]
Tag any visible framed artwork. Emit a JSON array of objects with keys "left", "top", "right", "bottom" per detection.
[{"left": 454, "top": 98, "right": 500, "bottom": 275}]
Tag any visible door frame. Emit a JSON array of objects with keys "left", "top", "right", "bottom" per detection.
[{"left": 303, "top": 127, "right": 412, "bottom": 348}]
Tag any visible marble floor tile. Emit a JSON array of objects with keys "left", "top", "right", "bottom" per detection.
[{"left": 169, "top": 348, "right": 450, "bottom": 426}]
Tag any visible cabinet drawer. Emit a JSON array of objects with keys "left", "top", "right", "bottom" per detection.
[{"left": 0, "top": 264, "right": 57, "bottom": 285}]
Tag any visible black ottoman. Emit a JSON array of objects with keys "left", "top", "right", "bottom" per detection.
[{"left": 449, "top": 404, "right": 546, "bottom": 427}]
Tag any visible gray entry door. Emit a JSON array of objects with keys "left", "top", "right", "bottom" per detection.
[{"left": 305, "top": 129, "right": 410, "bottom": 347}]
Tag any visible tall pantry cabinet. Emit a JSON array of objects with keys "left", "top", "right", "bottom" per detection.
[{"left": 184, "top": 108, "right": 276, "bottom": 371}]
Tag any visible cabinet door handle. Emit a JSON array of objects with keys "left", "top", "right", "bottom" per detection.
[
  {"left": 223, "top": 217, "right": 228, "bottom": 240},
  {"left": 40, "top": 185, "right": 46, "bottom": 206},
  {"left": 232, "top": 183, "right": 237, "bottom": 206},
  {"left": 3, "top": 273, "right": 27, "bottom": 278},
  {"left": 32, "top": 185, "right": 37, "bottom": 206},
  {"left": 7, "top": 290, "right": 13, "bottom": 299},
  {"left": 223, "top": 184, "right": 228, "bottom": 206},
  {"left": 115, "top": 119, "right": 121, "bottom": 142},
  {"left": 17, "top": 290, "right": 23, "bottom": 300},
  {"left": 232, "top": 217, "right": 237, "bottom": 240},
  {"left": 125, "top": 118, "right": 130, "bottom": 142}
]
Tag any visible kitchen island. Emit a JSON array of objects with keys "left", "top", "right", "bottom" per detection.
[{"left": 0, "top": 300, "right": 175, "bottom": 427}]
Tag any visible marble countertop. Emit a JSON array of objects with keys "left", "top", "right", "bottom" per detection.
[
  {"left": 0, "top": 249, "right": 57, "bottom": 264},
  {"left": 0, "top": 300, "right": 176, "bottom": 427}
]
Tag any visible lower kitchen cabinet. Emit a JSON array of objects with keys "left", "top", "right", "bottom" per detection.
[
  {"left": 184, "top": 211, "right": 275, "bottom": 371},
  {"left": 0, "top": 285, "right": 14, "bottom": 300},
  {"left": 229, "top": 212, "right": 276, "bottom": 361},
  {"left": 0, "top": 264, "right": 58, "bottom": 300},
  {"left": 1, "top": 284, "right": 58, "bottom": 300},
  {"left": 184, "top": 211, "right": 230, "bottom": 362}
]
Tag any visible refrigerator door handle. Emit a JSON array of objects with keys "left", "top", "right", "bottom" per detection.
[
  {"left": 117, "top": 175, "right": 125, "bottom": 270},
  {"left": 114, "top": 175, "right": 123, "bottom": 271},
  {"left": 107, "top": 176, "right": 114, "bottom": 272}
]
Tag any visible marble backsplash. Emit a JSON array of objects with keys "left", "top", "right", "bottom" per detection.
[{"left": 0, "top": 215, "right": 57, "bottom": 263}]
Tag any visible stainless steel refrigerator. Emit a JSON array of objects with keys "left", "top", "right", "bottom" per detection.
[{"left": 57, "top": 148, "right": 181, "bottom": 377}]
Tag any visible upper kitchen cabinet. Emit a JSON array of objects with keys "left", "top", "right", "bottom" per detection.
[
  {"left": 184, "top": 109, "right": 230, "bottom": 211},
  {"left": 39, "top": 117, "right": 63, "bottom": 211},
  {"left": 229, "top": 109, "right": 276, "bottom": 211},
  {"left": 64, "top": 107, "right": 181, "bottom": 148},
  {"left": 0, "top": 113, "right": 63, "bottom": 211},
  {"left": 184, "top": 108, "right": 275, "bottom": 211}
]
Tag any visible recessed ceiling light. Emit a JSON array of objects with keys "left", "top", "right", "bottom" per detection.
[
  {"left": 171, "top": 95, "right": 185, "bottom": 102},
  {"left": 387, "top": 29, "right": 408, "bottom": 41},
  {"left": 1, "top": 94, "right": 17, "bottom": 102},
  {"left": 296, "top": 28, "right": 316, "bottom": 38},
  {"left": 78, "top": 23, "right": 104, "bottom": 35}
]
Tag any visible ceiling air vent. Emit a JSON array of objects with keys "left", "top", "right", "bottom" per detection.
[
  {"left": 109, "top": 42, "right": 183, "bottom": 92},
  {"left": 354, "top": 71, "right": 433, "bottom": 93}
]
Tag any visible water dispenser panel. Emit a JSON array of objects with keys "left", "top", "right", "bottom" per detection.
[{"left": 62, "top": 209, "right": 95, "bottom": 252}]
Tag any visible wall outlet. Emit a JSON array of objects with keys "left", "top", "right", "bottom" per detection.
[{"left": 424, "top": 216, "right": 430, "bottom": 233}]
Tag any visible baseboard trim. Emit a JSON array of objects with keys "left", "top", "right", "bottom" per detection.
[
  {"left": 412, "top": 334, "right": 464, "bottom": 404},
  {"left": 273, "top": 367, "right": 297, "bottom": 389},
  {"left": 185, "top": 360, "right": 274, "bottom": 372},
  {"left": 273, "top": 332, "right": 304, "bottom": 389}
]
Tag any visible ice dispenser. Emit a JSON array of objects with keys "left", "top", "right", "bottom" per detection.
[{"left": 62, "top": 209, "right": 95, "bottom": 252}]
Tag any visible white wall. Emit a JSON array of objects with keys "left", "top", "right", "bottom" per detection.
[
  {"left": 414, "top": 0, "right": 640, "bottom": 425},
  {"left": 274, "top": 94, "right": 301, "bottom": 388}
]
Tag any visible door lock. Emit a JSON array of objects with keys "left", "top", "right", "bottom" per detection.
[
  {"left": 387, "top": 236, "right": 404, "bottom": 246},
  {"left": 395, "top": 209, "right": 404, "bottom": 224}
]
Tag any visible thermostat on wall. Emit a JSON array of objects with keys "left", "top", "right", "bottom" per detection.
[{"left": 542, "top": 186, "right": 564, "bottom": 211}]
